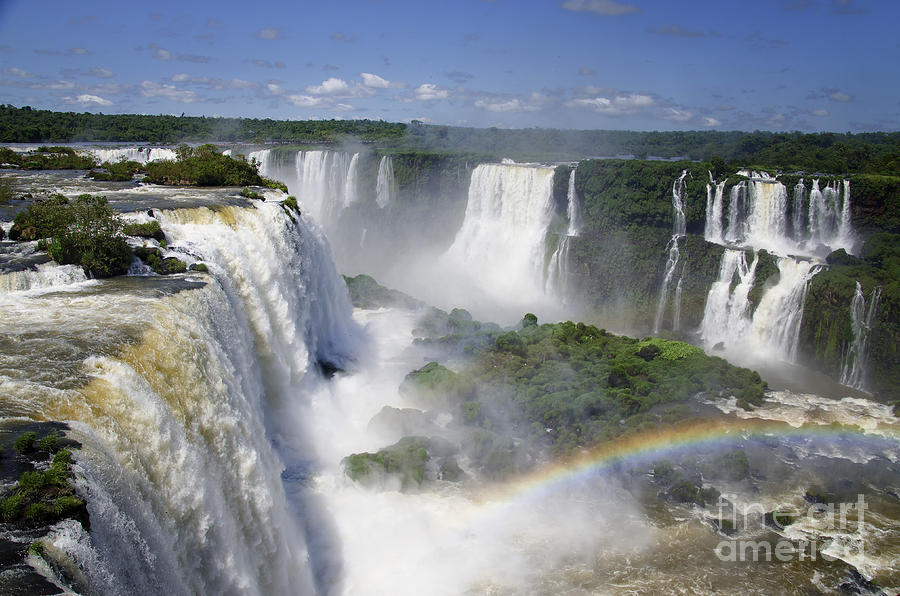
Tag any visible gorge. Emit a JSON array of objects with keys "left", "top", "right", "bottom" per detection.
[{"left": 0, "top": 142, "right": 897, "bottom": 595}]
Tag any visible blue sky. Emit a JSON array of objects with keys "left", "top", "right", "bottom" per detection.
[{"left": 0, "top": 0, "right": 896, "bottom": 132}]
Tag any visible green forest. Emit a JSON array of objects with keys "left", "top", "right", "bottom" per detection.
[{"left": 2, "top": 104, "right": 899, "bottom": 175}]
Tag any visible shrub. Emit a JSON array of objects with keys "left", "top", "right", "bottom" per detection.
[
  {"left": 14, "top": 431, "right": 37, "bottom": 454},
  {"left": 123, "top": 220, "right": 165, "bottom": 241}
]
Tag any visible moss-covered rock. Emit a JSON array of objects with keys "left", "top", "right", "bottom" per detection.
[{"left": 343, "top": 436, "right": 463, "bottom": 490}]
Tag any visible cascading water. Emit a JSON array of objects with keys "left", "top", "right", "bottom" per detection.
[
  {"left": 0, "top": 200, "right": 361, "bottom": 594},
  {"left": 699, "top": 249, "right": 758, "bottom": 348},
  {"left": 375, "top": 156, "right": 396, "bottom": 209},
  {"left": 344, "top": 153, "right": 360, "bottom": 207},
  {"left": 746, "top": 257, "right": 819, "bottom": 362},
  {"left": 89, "top": 147, "right": 178, "bottom": 164},
  {"left": 704, "top": 175, "right": 725, "bottom": 244},
  {"left": 700, "top": 171, "right": 853, "bottom": 363},
  {"left": 442, "top": 162, "right": 556, "bottom": 317},
  {"left": 248, "top": 149, "right": 361, "bottom": 225},
  {"left": 546, "top": 168, "right": 582, "bottom": 298},
  {"left": 840, "top": 282, "right": 882, "bottom": 391},
  {"left": 653, "top": 170, "right": 687, "bottom": 333},
  {"left": 565, "top": 169, "right": 582, "bottom": 236}
]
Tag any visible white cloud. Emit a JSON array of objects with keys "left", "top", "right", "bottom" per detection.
[
  {"left": 615, "top": 93, "right": 654, "bottom": 108},
  {"left": 566, "top": 92, "right": 654, "bottom": 115},
  {"left": 155, "top": 48, "right": 172, "bottom": 60},
  {"left": 306, "top": 77, "right": 350, "bottom": 95},
  {"left": 560, "top": 0, "right": 640, "bottom": 16},
  {"left": 414, "top": 83, "right": 449, "bottom": 101},
  {"left": 3, "top": 67, "right": 33, "bottom": 78},
  {"left": 360, "top": 72, "right": 404, "bottom": 89},
  {"left": 702, "top": 117, "right": 722, "bottom": 127},
  {"left": 287, "top": 94, "right": 326, "bottom": 107},
  {"left": 89, "top": 67, "right": 114, "bottom": 78},
  {"left": 828, "top": 91, "right": 852, "bottom": 102},
  {"left": 69, "top": 47, "right": 89, "bottom": 55},
  {"left": 171, "top": 73, "right": 190, "bottom": 82},
  {"left": 65, "top": 94, "right": 113, "bottom": 107},
  {"left": 267, "top": 83, "right": 284, "bottom": 95},
  {"left": 474, "top": 98, "right": 543, "bottom": 113},
  {"left": 257, "top": 27, "right": 281, "bottom": 40},
  {"left": 140, "top": 81, "right": 200, "bottom": 103},
  {"left": 812, "top": 108, "right": 830, "bottom": 117},
  {"left": 662, "top": 107, "right": 693, "bottom": 121}
]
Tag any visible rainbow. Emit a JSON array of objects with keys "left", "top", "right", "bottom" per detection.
[{"left": 472, "top": 416, "right": 899, "bottom": 508}]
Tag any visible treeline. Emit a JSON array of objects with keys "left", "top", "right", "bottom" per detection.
[
  {"left": 2, "top": 104, "right": 900, "bottom": 175},
  {"left": 0, "top": 105, "right": 406, "bottom": 144}
]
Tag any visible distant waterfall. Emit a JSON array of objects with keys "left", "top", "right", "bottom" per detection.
[
  {"left": 699, "top": 249, "right": 758, "bottom": 348},
  {"left": 90, "top": 147, "right": 177, "bottom": 164},
  {"left": 344, "top": 152, "right": 360, "bottom": 207},
  {"left": 746, "top": 258, "right": 819, "bottom": 361},
  {"left": 248, "top": 149, "right": 361, "bottom": 224},
  {"left": 653, "top": 170, "right": 687, "bottom": 333},
  {"left": 840, "top": 282, "right": 882, "bottom": 391},
  {"left": 704, "top": 175, "right": 725, "bottom": 244},
  {"left": 444, "top": 162, "right": 556, "bottom": 309},
  {"left": 700, "top": 170, "right": 853, "bottom": 365},
  {"left": 547, "top": 168, "right": 582, "bottom": 297},
  {"left": 375, "top": 156, "right": 396, "bottom": 208},
  {"left": 566, "top": 169, "right": 582, "bottom": 236},
  {"left": 709, "top": 171, "right": 853, "bottom": 256}
]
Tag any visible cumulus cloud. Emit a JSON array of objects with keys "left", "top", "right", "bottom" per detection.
[
  {"left": 306, "top": 77, "right": 350, "bottom": 95},
  {"left": 257, "top": 27, "right": 281, "bottom": 40},
  {"left": 64, "top": 94, "right": 113, "bottom": 107},
  {"left": 139, "top": 80, "right": 200, "bottom": 102},
  {"left": 69, "top": 47, "right": 90, "bottom": 55},
  {"left": 811, "top": 108, "right": 830, "bottom": 116},
  {"left": 414, "top": 83, "right": 449, "bottom": 101},
  {"left": 828, "top": 91, "right": 853, "bottom": 102},
  {"left": 474, "top": 98, "right": 541, "bottom": 113},
  {"left": 560, "top": 0, "right": 640, "bottom": 16},
  {"left": 360, "top": 72, "right": 404, "bottom": 89},
  {"left": 662, "top": 107, "right": 693, "bottom": 121},
  {"left": 286, "top": 94, "right": 324, "bottom": 107},
  {"left": 701, "top": 116, "right": 721, "bottom": 127},
  {"left": 169, "top": 74, "right": 257, "bottom": 90},
  {"left": 89, "top": 67, "right": 115, "bottom": 78},
  {"left": 567, "top": 92, "right": 655, "bottom": 115}
]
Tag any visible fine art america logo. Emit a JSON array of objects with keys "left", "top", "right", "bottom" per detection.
[{"left": 713, "top": 494, "right": 868, "bottom": 563}]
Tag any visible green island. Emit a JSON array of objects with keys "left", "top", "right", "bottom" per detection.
[{"left": 342, "top": 276, "right": 766, "bottom": 494}]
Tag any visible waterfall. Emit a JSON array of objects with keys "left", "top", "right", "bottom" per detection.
[
  {"left": 90, "top": 147, "right": 178, "bottom": 164},
  {"left": 704, "top": 176, "right": 725, "bottom": 244},
  {"left": 699, "top": 249, "right": 758, "bottom": 349},
  {"left": 747, "top": 258, "right": 819, "bottom": 362},
  {"left": 344, "top": 153, "right": 360, "bottom": 207},
  {"left": 711, "top": 173, "right": 852, "bottom": 256},
  {"left": 1, "top": 201, "right": 360, "bottom": 594},
  {"left": 791, "top": 179, "right": 808, "bottom": 244},
  {"left": 375, "top": 156, "right": 396, "bottom": 209},
  {"left": 566, "top": 169, "right": 582, "bottom": 236},
  {"left": 840, "top": 282, "right": 882, "bottom": 391},
  {"left": 653, "top": 170, "right": 687, "bottom": 333},
  {"left": 249, "top": 149, "right": 360, "bottom": 225},
  {"left": 0, "top": 262, "right": 90, "bottom": 293},
  {"left": 545, "top": 235, "right": 571, "bottom": 297},
  {"left": 443, "top": 162, "right": 556, "bottom": 309}
]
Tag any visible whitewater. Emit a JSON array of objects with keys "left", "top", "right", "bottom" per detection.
[{"left": 0, "top": 160, "right": 897, "bottom": 595}]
